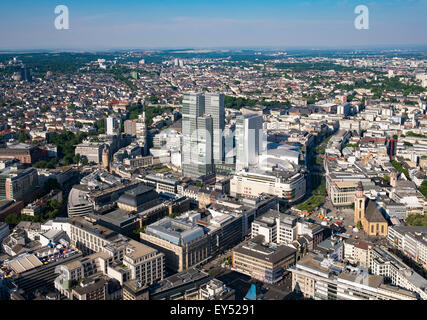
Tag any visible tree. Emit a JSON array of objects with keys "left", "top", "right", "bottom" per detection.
[
  {"left": 44, "top": 178, "right": 61, "bottom": 193},
  {"left": 5, "top": 213, "right": 20, "bottom": 226},
  {"left": 419, "top": 180, "right": 427, "bottom": 198},
  {"left": 72, "top": 153, "right": 81, "bottom": 164},
  {"left": 356, "top": 221, "right": 363, "bottom": 230},
  {"left": 47, "top": 158, "right": 58, "bottom": 169},
  {"left": 63, "top": 155, "right": 73, "bottom": 165},
  {"left": 403, "top": 141, "right": 413, "bottom": 147},
  {"left": 406, "top": 214, "right": 427, "bottom": 227},
  {"left": 18, "top": 132, "right": 31, "bottom": 143},
  {"left": 34, "top": 160, "right": 48, "bottom": 168}
]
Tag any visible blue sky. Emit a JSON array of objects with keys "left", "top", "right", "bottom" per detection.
[{"left": 0, "top": 0, "right": 426, "bottom": 50}]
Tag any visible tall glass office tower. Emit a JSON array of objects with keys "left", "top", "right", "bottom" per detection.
[
  {"left": 181, "top": 93, "right": 224, "bottom": 178},
  {"left": 235, "top": 114, "right": 264, "bottom": 171},
  {"left": 204, "top": 93, "right": 225, "bottom": 164}
]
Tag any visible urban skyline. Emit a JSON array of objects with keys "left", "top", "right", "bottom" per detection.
[{"left": 0, "top": 0, "right": 427, "bottom": 309}]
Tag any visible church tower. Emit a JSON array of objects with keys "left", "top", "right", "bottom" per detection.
[
  {"left": 390, "top": 172, "right": 398, "bottom": 188},
  {"left": 102, "top": 145, "right": 110, "bottom": 171},
  {"left": 354, "top": 181, "right": 366, "bottom": 226}
]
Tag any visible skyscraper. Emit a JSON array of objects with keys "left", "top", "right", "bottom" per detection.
[
  {"left": 136, "top": 109, "right": 147, "bottom": 155},
  {"left": 106, "top": 117, "right": 119, "bottom": 135},
  {"left": 182, "top": 93, "right": 207, "bottom": 178},
  {"left": 204, "top": 93, "right": 225, "bottom": 164},
  {"left": 181, "top": 92, "right": 225, "bottom": 178},
  {"left": 20, "top": 65, "right": 32, "bottom": 82},
  {"left": 196, "top": 115, "right": 214, "bottom": 176},
  {"left": 235, "top": 114, "right": 264, "bottom": 171}
]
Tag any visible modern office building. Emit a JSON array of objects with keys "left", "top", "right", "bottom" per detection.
[
  {"left": 251, "top": 210, "right": 298, "bottom": 245},
  {"left": 20, "top": 65, "right": 32, "bottom": 82},
  {"left": 140, "top": 216, "right": 210, "bottom": 272},
  {"left": 232, "top": 235, "right": 296, "bottom": 284},
  {"left": 326, "top": 174, "right": 374, "bottom": 207},
  {"left": 181, "top": 93, "right": 224, "bottom": 178},
  {"left": 106, "top": 117, "right": 119, "bottom": 136},
  {"left": 289, "top": 253, "right": 418, "bottom": 300},
  {"left": 204, "top": 93, "right": 225, "bottom": 164},
  {"left": 235, "top": 114, "right": 264, "bottom": 171},
  {"left": 143, "top": 174, "right": 180, "bottom": 194},
  {"left": 67, "top": 185, "right": 94, "bottom": 217},
  {"left": 136, "top": 112, "right": 147, "bottom": 155},
  {"left": 182, "top": 93, "right": 205, "bottom": 178},
  {"left": 230, "top": 168, "right": 306, "bottom": 203},
  {"left": 0, "top": 167, "right": 39, "bottom": 201},
  {"left": 0, "top": 221, "right": 10, "bottom": 244}
]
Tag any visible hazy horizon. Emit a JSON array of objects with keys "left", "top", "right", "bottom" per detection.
[{"left": 1, "top": 0, "right": 427, "bottom": 51}]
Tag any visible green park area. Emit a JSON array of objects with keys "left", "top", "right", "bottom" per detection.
[
  {"left": 296, "top": 176, "right": 327, "bottom": 212},
  {"left": 406, "top": 214, "right": 427, "bottom": 227}
]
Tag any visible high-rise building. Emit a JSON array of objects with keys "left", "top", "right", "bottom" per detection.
[
  {"left": 136, "top": 111, "right": 147, "bottom": 155},
  {"left": 106, "top": 117, "right": 119, "bottom": 136},
  {"left": 20, "top": 65, "right": 32, "bottom": 82},
  {"left": 182, "top": 93, "right": 209, "bottom": 178},
  {"left": 204, "top": 93, "right": 225, "bottom": 164},
  {"left": 181, "top": 93, "right": 225, "bottom": 178},
  {"left": 196, "top": 115, "right": 214, "bottom": 176},
  {"left": 124, "top": 120, "right": 137, "bottom": 136},
  {"left": 235, "top": 114, "right": 264, "bottom": 171}
]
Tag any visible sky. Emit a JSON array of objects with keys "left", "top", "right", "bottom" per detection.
[{"left": 0, "top": 0, "right": 427, "bottom": 50}]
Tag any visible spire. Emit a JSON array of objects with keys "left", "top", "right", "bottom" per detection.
[{"left": 355, "top": 181, "right": 364, "bottom": 198}]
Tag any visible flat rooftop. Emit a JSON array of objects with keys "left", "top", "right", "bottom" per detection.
[
  {"left": 150, "top": 267, "right": 210, "bottom": 295},
  {"left": 234, "top": 235, "right": 296, "bottom": 265},
  {"left": 69, "top": 217, "right": 118, "bottom": 241}
]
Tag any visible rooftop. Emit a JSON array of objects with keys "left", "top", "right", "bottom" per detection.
[{"left": 234, "top": 235, "right": 296, "bottom": 264}]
